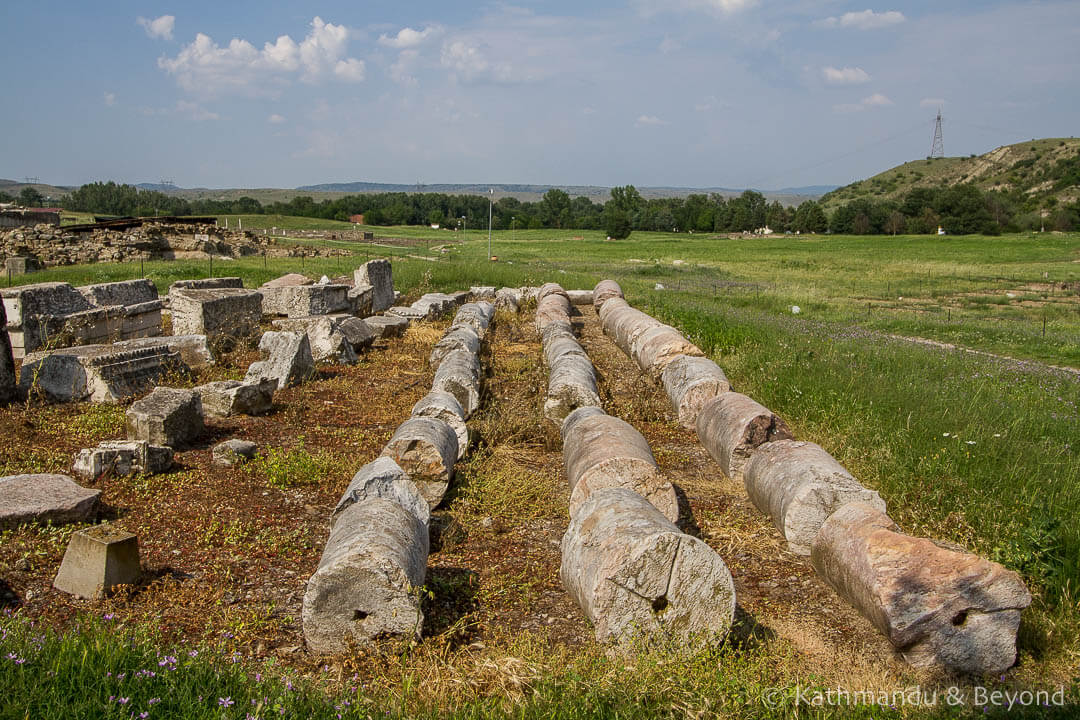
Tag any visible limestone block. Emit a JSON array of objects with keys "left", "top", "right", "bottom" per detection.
[
  {"left": 169, "top": 288, "right": 263, "bottom": 341},
  {"left": 53, "top": 525, "right": 140, "bottom": 599},
  {"left": 273, "top": 316, "right": 357, "bottom": 364},
  {"left": 495, "top": 287, "right": 521, "bottom": 313},
  {"left": 0, "top": 474, "right": 100, "bottom": 530},
  {"left": 126, "top": 388, "right": 204, "bottom": 448},
  {"left": 348, "top": 284, "right": 373, "bottom": 316},
  {"left": 78, "top": 279, "right": 158, "bottom": 308},
  {"left": 244, "top": 331, "right": 315, "bottom": 390},
  {"left": 73, "top": 440, "right": 173, "bottom": 480},
  {"left": 0, "top": 299, "right": 15, "bottom": 404},
  {"left": 364, "top": 315, "right": 409, "bottom": 338},
  {"left": 470, "top": 286, "right": 496, "bottom": 300},
  {"left": 260, "top": 283, "right": 351, "bottom": 318},
  {"left": 630, "top": 325, "right": 704, "bottom": 379},
  {"left": 168, "top": 277, "right": 243, "bottom": 295},
  {"left": 544, "top": 353, "right": 602, "bottom": 425},
  {"left": 212, "top": 439, "right": 258, "bottom": 467},
  {"left": 195, "top": 379, "right": 275, "bottom": 417},
  {"left": 19, "top": 343, "right": 186, "bottom": 403},
  {"left": 566, "top": 290, "right": 594, "bottom": 306},
  {"left": 116, "top": 334, "right": 214, "bottom": 369},
  {"left": 354, "top": 259, "right": 394, "bottom": 312}
]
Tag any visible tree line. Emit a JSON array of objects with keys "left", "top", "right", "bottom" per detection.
[{"left": 8, "top": 180, "right": 1076, "bottom": 237}]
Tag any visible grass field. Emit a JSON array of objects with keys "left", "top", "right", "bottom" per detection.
[{"left": 3, "top": 226, "right": 1079, "bottom": 718}]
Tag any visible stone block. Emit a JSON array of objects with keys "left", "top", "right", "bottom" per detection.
[
  {"left": 0, "top": 473, "right": 100, "bottom": 530},
  {"left": 19, "top": 342, "right": 186, "bottom": 403},
  {"left": 73, "top": 440, "right": 173, "bottom": 480},
  {"left": 260, "top": 281, "right": 351, "bottom": 318},
  {"left": 272, "top": 315, "right": 370, "bottom": 364},
  {"left": 126, "top": 388, "right": 204, "bottom": 447},
  {"left": 78, "top": 279, "right": 158, "bottom": 308},
  {"left": 168, "top": 277, "right": 244, "bottom": 295},
  {"left": 470, "top": 286, "right": 496, "bottom": 300},
  {"left": 116, "top": 334, "right": 215, "bottom": 369},
  {"left": 0, "top": 299, "right": 16, "bottom": 404},
  {"left": 244, "top": 331, "right": 314, "bottom": 390},
  {"left": 354, "top": 259, "right": 394, "bottom": 312},
  {"left": 195, "top": 379, "right": 275, "bottom": 417},
  {"left": 212, "top": 439, "right": 257, "bottom": 467},
  {"left": 53, "top": 525, "right": 141, "bottom": 599},
  {"left": 5, "top": 256, "right": 42, "bottom": 275},
  {"left": 385, "top": 305, "right": 426, "bottom": 320},
  {"left": 364, "top": 315, "right": 409, "bottom": 338},
  {"left": 169, "top": 288, "right": 263, "bottom": 342},
  {"left": 348, "top": 284, "right": 373, "bottom": 316}
]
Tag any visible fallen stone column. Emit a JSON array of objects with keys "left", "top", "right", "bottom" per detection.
[
  {"left": 432, "top": 349, "right": 481, "bottom": 417},
  {"left": 601, "top": 303, "right": 662, "bottom": 356},
  {"left": 544, "top": 353, "right": 602, "bottom": 424},
  {"left": 811, "top": 502, "right": 1031, "bottom": 675},
  {"left": 566, "top": 290, "right": 594, "bottom": 306},
  {"left": 535, "top": 293, "right": 572, "bottom": 335},
  {"left": 429, "top": 325, "right": 480, "bottom": 370},
  {"left": 495, "top": 287, "right": 521, "bottom": 313},
  {"left": 469, "top": 286, "right": 496, "bottom": 300},
  {"left": 696, "top": 392, "right": 793, "bottom": 481},
  {"left": 542, "top": 329, "right": 587, "bottom": 368},
  {"left": 411, "top": 390, "right": 469, "bottom": 459},
  {"left": 380, "top": 417, "right": 459, "bottom": 508},
  {"left": 592, "top": 279, "right": 624, "bottom": 312},
  {"left": 331, "top": 457, "right": 428, "bottom": 529},
  {"left": 364, "top": 315, "right": 409, "bottom": 339},
  {"left": 537, "top": 283, "right": 570, "bottom": 304},
  {"left": 452, "top": 302, "right": 496, "bottom": 340},
  {"left": 561, "top": 407, "right": 678, "bottom": 523},
  {"left": 630, "top": 325, "right": 704, "bottom": 379},
  {"left": 560, "top": 487, "right": 735, "bottom": 649},
  {"left": 660, "top": 355, "right": 732, "bottom": 430},
  {"left": 303, "top": 472, "right": 428, "bottom": 653},
  {"left": 743, "top": 440, "right": 886, "bottom": 555}
]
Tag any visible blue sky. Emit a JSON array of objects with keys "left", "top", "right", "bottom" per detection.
[{"left": 1, "top": 1, "right": 1077, "bottom": 190}]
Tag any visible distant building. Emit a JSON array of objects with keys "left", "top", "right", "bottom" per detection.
[
  {"left": 349, "top": 214, "right": 365, "bottom": 224},
  {"left": 0, "top": 208, "right": 62, "bottom": 229}
]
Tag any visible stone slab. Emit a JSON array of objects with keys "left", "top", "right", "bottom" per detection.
[
  {"left": 126, "top": 388, "right": 204, "bottom": 447},
  {"left": 52, "top": 524, "right": 140, "bottom": 599},
  {"left": 0, "top": 473, "right": 100, "bottom": 530},
  {"left": 19, "top": 342, "right": 186, "bottom": 403}
]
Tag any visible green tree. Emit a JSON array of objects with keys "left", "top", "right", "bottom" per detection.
[
  {"left": 18, "top": 187, "right": 44, "bottom": 207},
  {"left": 540, "top": 188, "right": 571, "bottom": 228}
]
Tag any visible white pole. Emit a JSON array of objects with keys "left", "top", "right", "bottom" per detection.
[{"left": 488, "top": 188, "right": 494, "bottom": 260}]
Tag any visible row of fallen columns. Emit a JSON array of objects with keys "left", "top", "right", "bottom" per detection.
[
  {"left": 537, "top": 282, "right": 736, "bottom": 650},
  {"left": 302, "top": 299, "right": 500, "bottom": 654},
  {"left": 592, "top": 279, "right": 1031, "bottom": 675}
]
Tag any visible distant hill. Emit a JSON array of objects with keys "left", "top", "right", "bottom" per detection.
[{"left": 821, "top": 137, "right": 1080, "bottom": 211}]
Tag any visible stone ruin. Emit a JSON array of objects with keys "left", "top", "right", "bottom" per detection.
[{"left": 2, "top": 279, "right": 163, "bottom": 358}]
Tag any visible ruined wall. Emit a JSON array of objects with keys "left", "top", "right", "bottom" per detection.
[{"left": 0, "top": 222, "right": 350, "bottom": 267}]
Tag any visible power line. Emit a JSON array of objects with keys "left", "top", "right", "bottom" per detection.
[{"left": 930, "top": 109, "right": 945, "bottom": 158}]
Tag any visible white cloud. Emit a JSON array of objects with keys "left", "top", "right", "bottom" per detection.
[
  {"left": 158, "top": 16, "right": 364, "bottom": 96},
  {"left": 137, "top": 15, "right": 175, "bottom": 41},
  {"left": 921, "top": 97, "right": 946, "bottom": 108},
  {"left": 834, "top": 92, "right": 894, "bottom": 113},
  {"left": 817, "top": 10, "right": 906, "bottom": 30},
  {"left": 103, "top": 92, "right": 116, "bottom": 107},
  {"left": 268, "top": 114, "right": 286, "bottom": 124},
  {"left": 637, "top": 0, "right": 757, "bottom": 16},
  {"left": 378, "top": 26, "right": 441, "bottom": 49},
  {"left": 440, "top": 40, "right": 518, "bottom": 84},
  {"left": 389, "top": 49, "right": 420, "bottom": 86},
  {"left": 694, "top": 95, "right": 729, "bottom": 112},
  {"left": 175, "top": 100, "right": 219, "bottom": 121},
  {"left": 822, "top": 66, "right": 870, "bottom": 85},
  {"left": 636, "top": 114, "right": 669, "bottom": 127},
  {"left": 334, "top": 58, "right": 365, "bottom": 83}
]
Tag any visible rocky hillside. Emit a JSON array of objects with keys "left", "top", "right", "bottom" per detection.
[{"left": 821, "top": 137, "right": 1080, "bottom": 211}]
